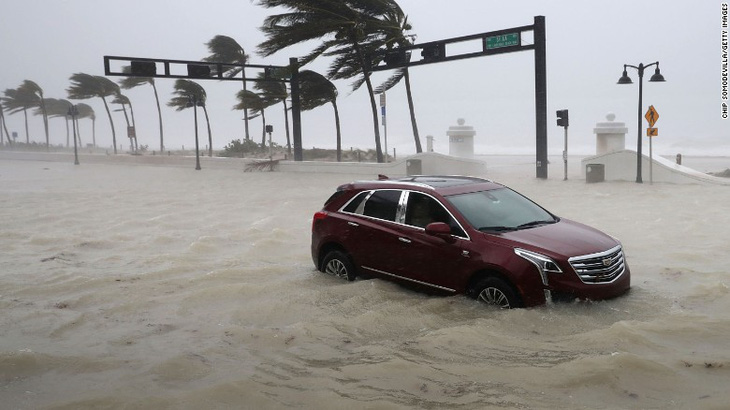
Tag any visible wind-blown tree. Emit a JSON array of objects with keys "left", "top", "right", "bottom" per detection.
[
  {"left": 254, "top": 69, "right": 291, "bottom": 154},
  {"left": 119, "top": 67, "right": 164, "bottom": 152},
  {"left": 112, "top": 93, "right": 138, "bottom": 152},
  {"left": 203, "top": 35, "right": 251, "bottom": 141},
  {"left": 67, "top": 74, "right": 120, "bottom": 153},
  {"left": 0, "top": 101, "right": 10, "bottom": 145},
  {"left": 298, "top": 70, "right": 343, "bottom": 161},
  {"left": 36, "top": 98, "right": 71, "bottom": 146},
  {"left": 21, "top": 81, "right": 50, "bottom": 148},
  {"left": 76, "top": 103, "right": 96, "bottom": 147},
  {"left": 2, "top": 84, "right": 39, "bottom": 143},
  {"left": 258, "top": 0, "right": 405, "bottom": 163},
  {"left": 373, "top": 5, "right": 421, "bottom": 153},
  {"left": 168, "top": 80, "right": 213, "bottom": 156},
  {"left": 234, "top": 90, "right": 275, "bottom": 147}
]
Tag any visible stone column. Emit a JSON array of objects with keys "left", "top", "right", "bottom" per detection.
[
  {"left": 447, "top": 118, "right": 476, "bottom": 158},
  {"left": 593, "top": 113, "right": 628, "bottom": 155}
]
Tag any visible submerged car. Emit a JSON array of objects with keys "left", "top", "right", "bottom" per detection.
[{"left": 311, "top": 175, "right": 630, "bottom": 308}]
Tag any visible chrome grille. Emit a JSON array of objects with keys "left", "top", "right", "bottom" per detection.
[{"left": 569, "top": 245, "right": 625, "bottom": 284}]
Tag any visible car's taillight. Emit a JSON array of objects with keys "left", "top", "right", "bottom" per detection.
[{"left": 312, "top": 211, "right": 328, "bottom": 230}]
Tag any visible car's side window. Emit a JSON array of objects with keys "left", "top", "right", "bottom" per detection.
[
  {"left": 342, "top": 191, "right": 369, "bottom": 213},
  {"left": 362, "top": 190, "right": 402, "bottom": 222},
  {"left": 405, "top": 192, "right": 467, "bottom": 238}
]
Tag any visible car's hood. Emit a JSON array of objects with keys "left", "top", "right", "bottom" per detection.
[{"left": 496, "top": 218, "right": 619, "bottom": 258}]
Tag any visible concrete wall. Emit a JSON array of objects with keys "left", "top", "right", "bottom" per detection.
[
  {"left": 581, "top": 149, "right": 730, "bottom": 185},
  {"left": 0, "top": 150, "right": 486, "bottom": 177}
]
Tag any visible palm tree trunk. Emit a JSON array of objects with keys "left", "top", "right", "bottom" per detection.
[
  {"left": 282, "top": 100, "right": 291, "bottom": 156},
  {"left": 152, "top": 82, "right": 164, "bottom": 152},
  {"left": 128, "top": 102, "right": 139, "bottom": 153},
  {"left": 332, "top": 100, "right": 342, "bottom": 162},
  {"left": 1, "top": 106, "right": 11, "bottom": 145},
  {"left": 75, "top": 117, "right": 83, "bottom": 147},
  {"left": 260, "top": 109, "right": 267, "bottom": 147},
  {"left": 351, "top": 36, "right": 383, "bottom": 163},
  {"left": 40, "top": 98, "right": 49, "bottom": 150},
  {"left": 119, "top": 103, "right": 131, "bottom": 152},
  {"left": 65, "top": 118, "right": 70, "bottom": 147},
  {"left": 92, "top": 118, "right": 96, "bottom": 148},
  {"left": 242, "top": 74, "right": 250, "bottom": 140},
  {"left": 23, "top": 108, "right": 29, "bottom": 143},
  {"left": 100, "top": 97, "right": 117, "bottom": 154},
  {"left": 404, "top": 69, "right": 422, "bottom": 153},
  {"left": 202, "top": 106, "right": 212, "bottom": 157}
]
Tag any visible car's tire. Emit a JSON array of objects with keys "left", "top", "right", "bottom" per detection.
[
  {"left": 472, "top": 277, "right": 521, "bottom": 309},
  {"left": 321, "top": 250, "right": 357, "bottom": 281}
]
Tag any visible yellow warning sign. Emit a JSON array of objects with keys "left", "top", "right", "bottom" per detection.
[
  {"left": 646, "top": 127, "right": 658, "bottom": 137},
  {"left": 645, "top": 105, "right": 659, "bottom": 127}
]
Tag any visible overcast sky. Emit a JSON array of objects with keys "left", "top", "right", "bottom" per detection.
[{"left": 1, "top": 0, "right": 728, "bottom": 156}]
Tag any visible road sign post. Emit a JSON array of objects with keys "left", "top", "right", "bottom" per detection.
[{"left": 645, "top": 105, "right": 660, "bottom": 184}]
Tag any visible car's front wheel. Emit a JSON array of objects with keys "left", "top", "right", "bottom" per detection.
[
  {"left": 472, "top": 277, "right": 521, "bottom": 309},
  {"left": 321, "top": 250, "right": 356, "bottom": 281}
]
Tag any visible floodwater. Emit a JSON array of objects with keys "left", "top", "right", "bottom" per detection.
[{"left": 1, "top": 157, "right": 730, "bottom": 409}]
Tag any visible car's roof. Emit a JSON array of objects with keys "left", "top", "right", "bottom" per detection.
[{"left": 341, "top": 175, "right": 504, "bottom": 196}]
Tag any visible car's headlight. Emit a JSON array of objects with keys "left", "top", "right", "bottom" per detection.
[{"left": 514, "top": 248, "right": 562, "bottom": 286}]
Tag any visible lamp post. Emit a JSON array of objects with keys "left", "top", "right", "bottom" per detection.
[
  {"left": 67, "top": 104, "right": 80, "bottom": 165},
  {"left": 617, "top": 62, "right": 665, "bottom": 183},
  {"left": 187, "top": 95, "right": 202, "bottom": 170}
]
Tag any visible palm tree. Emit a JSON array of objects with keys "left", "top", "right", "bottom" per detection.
[
  {"left": 0, "top": 101, "right": 10, "bottom": 145},
  {"left": 234, "top": 90, "right": 275, "bottom": 147},
  {"left": 258, "top": 0, "right": 404, "bottom": 163},
  {"left": 36, "top": 98, "right": 70, "bottom": 146},
  {"left": 204, "top": 35, "right": 251, "bottom": 141},
  {"left": 2, "top": 84, "right": 38, "bottom": 143},
  {"left": 112, "top": 93, "right": 138, "bottom": 152},
  {"left": 67, "top": 73, "right": 120, "bottom": 153},
  {"left": 299, "top": 70, "right": 343, "bottom": 161},
  {"left": 168, "top": 80, "right": 213, "bottom": 156},
  {"left": 23, "top": 81, "right": 50, "bottom": 149},
  {"left": 119, "top": 67, "right": 164, "bottom": 152},
  {"left": 76, "top": 103, "right": 96, "bottom": 147},
  {"left": 254, "top": 69, "right": 291, "bottom": 154}
]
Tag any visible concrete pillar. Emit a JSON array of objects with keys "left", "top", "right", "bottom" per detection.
[
  {"left": 447, "top": 118, "right": 476, "bottom": 158},
  {"left": 593, "top": 113, "right": 628, "bottom": 155}
]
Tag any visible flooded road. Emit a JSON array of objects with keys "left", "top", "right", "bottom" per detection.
[{"left": 1, "top": 158, "right": 729, "bottom": 409}]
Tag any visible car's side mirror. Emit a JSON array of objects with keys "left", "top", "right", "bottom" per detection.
[{"left": 425, "top": 222, "right": 455, "bottom": 242}]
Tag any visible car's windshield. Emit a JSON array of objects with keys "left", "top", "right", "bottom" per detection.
[{"left": 446, "top": 188, "right": 556, "bottom": 232}]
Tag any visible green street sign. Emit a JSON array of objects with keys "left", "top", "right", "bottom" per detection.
[{"left": 485, "top": 33, "right": 520, "bottom": 50}]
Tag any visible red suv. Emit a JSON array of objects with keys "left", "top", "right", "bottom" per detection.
[{"left": 311, "top": 176, "right": 630, "bottom": 308}]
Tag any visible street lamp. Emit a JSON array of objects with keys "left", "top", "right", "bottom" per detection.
[
  {"left": 617, "top": 62, "right": 665, "bottom": 183},
  {"left": 186, "top": 95, "right": 203, "bottom": 171},
  {"left": 67, "top": 104, "right": 80, "bottom": 165}
]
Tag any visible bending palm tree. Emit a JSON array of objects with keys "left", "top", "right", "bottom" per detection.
[
  {"left": 0, "top": 101, "right": 10, "bottom": 145},
  {"left": 168, "top": 80, "right": 213, "bottom": 156},
  {"left": 299, "top": 70, "right": 343, "bottom": 161},
  {"left": 112, "top": 93, "right": 138, "bottom": 152},
  {"left": 204, "top": 35, "right": 250, "bottom": 141},
  {"left": 119, "top": 68, "right": 164, "bottom": 152},
  {"left": 234, "top": 90, "right": 274, "bottom": 148},
  {"left": 67, "top": 73, "right": 120, "bottom": 153},
  {"left": 258, "top": 0, "right": 404, "bottom": 163},
  {"left": 254, "top": 69, "right": 290, "bottom": 154},
  {"left": 2, "top": 84, "right": 39, "bottom": 144},
  {"left": 76, "top": 103, "right": 96, "bottom": 147}
]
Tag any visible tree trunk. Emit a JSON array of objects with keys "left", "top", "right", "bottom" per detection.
[
  {"left": 40, "top": 97, "right": 49, "bottom": 150},
  {"left": 23, "top": 108, "right": 29, "bottom": 143},
  {"left": 65, "top": 118, "right": 70, "bottom": 147},
  {"left": 242, "top": 73, "right": 250, "bottom": 140},
  {"left": 404, "top": 69, "right": 422, "bottom": 153},
  {"left": 260, "top": 109, "right": 267, "bottom": 147},
  {"left": 128, "top": 102, "right": 139, "bottom": 153},
  {"left": 202, "top": 106, "right": 213, "bottom": 157},
  {"left": 1, "top": 106, "right": 12, "bottom": 145},
  {"left": 332, "top": 100, "right": 342, "bottom": 162},
  {"left": 75, "top": 117, "right": 82, "bottom": 147},
  {"left": 351, "top": 37, "right": 383, "bottom": 163},
  {"left": 152, "top": 82, "right": 164, "bottom": 152},
  {"left": 283, "top": 100, "right": 291, "bottom": 155},
  {"left": 92, "top": 118, "right": 96, "bottom": 147},
  {"left": 100, "top": 97, "right": 117, "bottom": 154},
  {"left": 120, "top": 103, "right": 131, "bottom": 152}
]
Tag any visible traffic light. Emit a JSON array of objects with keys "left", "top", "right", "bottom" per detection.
[
  {"left": 383, "top": 49, "right": 409, "bottom": 67},
  {"left": 130, "top": 61, "right": 156, "bottom": 77},
  {"left": 556, "top": 109, "right": 569, "bottom": 127},
  {"left": 421, "top": 43, "right": 445, "bottom": 62},
  {"left": 187, "top": 64, "right": 211, "bottom": 78}
]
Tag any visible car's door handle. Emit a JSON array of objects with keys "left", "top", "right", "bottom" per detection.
[
  {"left": 347, "top": 222, "right": 359, "bottom": 227},
  {"left": 398, "top": 237, "right": 412, "bottom": 243}
]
